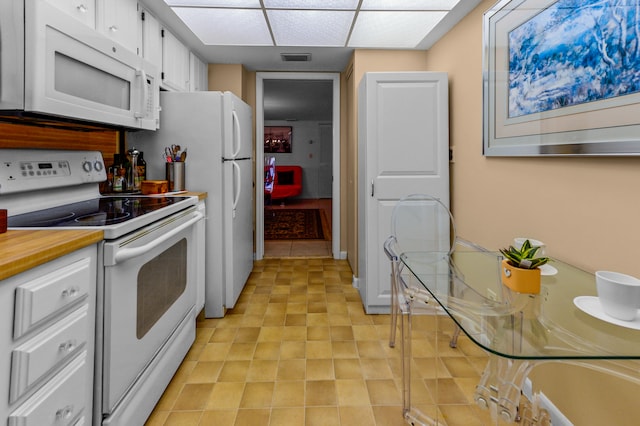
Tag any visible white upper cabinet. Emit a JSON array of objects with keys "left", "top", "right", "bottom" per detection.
[
  {"left": 162, "top": 29, "right": 190, "bottom": 92},
  {"left": 46, "top": 0, "right": 96, "bottom": 28},
  {"left": 190, "top": 52, "right": 208, "bottom": 92},
  {"left": 139, "top": 8, "right": 163, "bottom": 74},
  {"left": 96, "top": 0, "right": 138, "bottom": 52}
]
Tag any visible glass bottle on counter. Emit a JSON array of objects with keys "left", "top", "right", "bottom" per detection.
[
  {"left": 112, "top": 153, "right": 127, "bottom": 193},
  {"left": 127, "top": 148, "right": 141, "bottom": 192},
  {"left": 137, "top": 151, "right": 147, "bottom": 188}
]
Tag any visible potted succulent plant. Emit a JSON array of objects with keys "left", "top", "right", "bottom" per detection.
[{"left": 499, "top": 239, "right": 550, "bottom": 294}]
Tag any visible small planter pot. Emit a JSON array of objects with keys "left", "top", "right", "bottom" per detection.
[{"left": 500, "top": 259, "right": 541, "bottom": 294}]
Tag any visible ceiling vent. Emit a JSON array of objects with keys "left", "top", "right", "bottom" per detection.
[{"left": 281, "top": 53, "right": 311, "bottom": 62}]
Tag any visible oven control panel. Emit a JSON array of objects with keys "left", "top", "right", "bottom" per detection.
[{"left": 0, "top": 149, "right": 106, "bottom": 194}]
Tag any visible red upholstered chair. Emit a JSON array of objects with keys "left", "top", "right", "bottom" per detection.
[{"left": 267, "top": 165, "right": 303, "bottom": 202}]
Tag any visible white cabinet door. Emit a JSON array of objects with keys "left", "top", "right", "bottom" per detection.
[
  {"left": 140, "top": 8, "right": 162, "bottom": 74},
  {"left": 46, "top": 0, "right": 96, "bottom": 28},
  {"left": 96, "top": 0, "right": 138, "bottom": 52},
  {"left": 357, "top": 72, "right": 450, "bottom": 313},
  {"left": 162, "top": 29, "right": 190, "bottom": 92},
  {"left": 189, "top": 52, "right": 208, "bottom": 92}
]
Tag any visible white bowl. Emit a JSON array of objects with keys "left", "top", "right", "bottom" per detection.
[{"left": 595, "top": 271, "right": 640, "bottom": 321}]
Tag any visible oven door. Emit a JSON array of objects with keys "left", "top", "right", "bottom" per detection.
[{"left": 101, "top": 206, "right": 203, "bottom": 413}]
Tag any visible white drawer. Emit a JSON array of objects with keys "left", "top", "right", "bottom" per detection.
[
  {"left": 10, "top": 305, "right": 89, "bottom": 403},
  {"left": 14, "top": 257, "right": 92, "bottom": 339},
  {"left": 8, "top": 352, "right": 88, "bottom": 426}
]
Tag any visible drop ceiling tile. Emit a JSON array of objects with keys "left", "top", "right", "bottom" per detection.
[
  {"left": 264, "top": 0, "right": 359, "bottom": 9},
  {"left": 267, "top": 10, "right": 354, "bottom": 47},
  {"left": 171, "top": 8, "right": 273, "bottom": 45},
  {"left": 360, "top": 0, "right": 459, "bottom": 10},
  {"left": 348, "top": 11, "right": 447, "bottom": 48},
  {"left": 165, "top": 0, "right": 261, "bottom": 7}
]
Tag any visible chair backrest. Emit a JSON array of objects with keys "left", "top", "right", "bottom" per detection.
[
  {"left": 391, "top": 194, "right": 456, "bottom": 257},
  {"left": 264, "top": 156, "right": 276, "bottom": 193}
]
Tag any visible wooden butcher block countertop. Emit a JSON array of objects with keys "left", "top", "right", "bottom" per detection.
[{"left": 0, "top": 230, "right": 104, "bottom": 281}]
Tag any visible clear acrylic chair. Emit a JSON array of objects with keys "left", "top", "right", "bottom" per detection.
[
  {"left": 383, "top": 194, "right": 457, "bottom": 425},
  {"left": 385, "top": 194, "right": 457, "bottom": 349}
]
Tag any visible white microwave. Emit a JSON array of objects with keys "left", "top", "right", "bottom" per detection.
[{"left": 0, "top": 1, "right": 159, "bottom": 130}]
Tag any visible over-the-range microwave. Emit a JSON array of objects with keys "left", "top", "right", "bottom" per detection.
[{"left": 0, "top": 0, "right": 159, "bottom": 130}]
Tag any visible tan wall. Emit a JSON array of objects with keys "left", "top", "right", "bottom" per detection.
[
  {"left": 208, "top": 64, "right": 245, "bottom": 96},
  {"left": 344, "top": 50, "right": 431, "bottom": 275},
  {"left": 425, "top": 0, "right": 640, "bottom": 423}
]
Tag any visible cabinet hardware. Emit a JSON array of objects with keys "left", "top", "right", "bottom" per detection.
[{"left": 61, "top": 286, "right": 80, "bottom": 298}]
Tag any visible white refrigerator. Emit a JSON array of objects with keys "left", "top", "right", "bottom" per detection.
[{"left": 130, "top": 91, "right": 253, "bottom": 318}]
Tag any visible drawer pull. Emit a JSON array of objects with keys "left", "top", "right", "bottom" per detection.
[
  {"left": 109, "top": 25, "right": 118, "bottom": 32},
  {"left": 55, "top": 405, "right": 75, "bottom": 420},
  {"left": 58, "top": 340, "right": 77, "bottom": 353},
  {"left": 61, "top": 287, "right": 80, "bottom": 298},
  {"left": 77, "top": 4, "right": 87, "bottom": 13}
]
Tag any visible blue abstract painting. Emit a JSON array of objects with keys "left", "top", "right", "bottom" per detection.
[{"left": 508, "top": 0, "right": 640, "bottom": 118}]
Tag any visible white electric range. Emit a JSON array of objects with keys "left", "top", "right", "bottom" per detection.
[{"left": 1, "top": 149, "right": 203, "bottom": 425}]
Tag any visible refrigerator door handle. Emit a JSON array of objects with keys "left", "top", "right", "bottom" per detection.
[
  {"left": 231, "top": 110, "right": 241, "bottom": 158},
  {"left": 231, "top": 160, "right": 241, "bottom": 218}
]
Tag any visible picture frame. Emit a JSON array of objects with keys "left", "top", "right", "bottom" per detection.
[
  {"left": 264, "top": 126, "right": 292, "bottom": 153},
  {"left": 483, "top": 0, "right": 640, "bottom": 156}
]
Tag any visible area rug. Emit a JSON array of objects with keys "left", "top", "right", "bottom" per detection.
[{"left": 264, "top": 208, "right": 325, "bottom": 240}]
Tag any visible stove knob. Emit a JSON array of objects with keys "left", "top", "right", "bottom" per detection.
[
  {"left": 94, "top": 161, "right": 104, "bottom": 172},
  {"left": 82, "top": 161, "right": 92, "bottom": 173}
]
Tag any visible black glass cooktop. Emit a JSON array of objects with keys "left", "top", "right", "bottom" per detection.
[{"left": 8, "top": 196, "right": 192, "bottom": 228}]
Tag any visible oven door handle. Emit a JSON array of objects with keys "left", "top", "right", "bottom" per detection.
[{"left": 113, "top": 212, "right": 204, "bottom": 264}]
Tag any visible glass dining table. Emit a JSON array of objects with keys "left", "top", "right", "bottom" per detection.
[{"left": 389, "top": 239, "right": 640, "bottom": 425}]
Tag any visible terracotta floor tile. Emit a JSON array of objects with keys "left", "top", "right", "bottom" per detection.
[
  {"left": 233, "top": 408, "right": 270, "bottom": 426},
  {"left": 366, "top": 379, "right": 402, "bottom": 405},
  {"left": 280, "top": 340, "right": 306, "bottom": 359},
  {"left": 272, "top": 381, "right": 306, "bottom": 407},
  {"left": 186, "top": 361, "right": 223, "bottom": 383},
  {"left": 331, "top": 341, "right": 359, "bottom": 359},
  {"left": 172, "top": 383, "right": 214, "bottom": 410},
  {"left": 333, "top": 358, "right": 363, "bottom": 380},
  {"left": 336, "top": 379, "right": 371, "bottom": 405},
  {"left": 307, "top": 326, "right": 331, "bottom": 341},
  {"left": 305, "top": 380, "right": 337, "bottom": 406},
  {"left": 247, "top": 359, "right": 279, "bottom": 381},
  {"left": 205, "top": 382, "right": 245, "bottom": 410},
  {"left": 277, "top": 359, "right": 306, "bottom": 380},
  {"left": 339, "top": 406, "right": 376, "bottom": 425},
  {"left": 239, "top": 381, "right": 275, "bottom": 408},
  {"left": 270, "top": 407, "right": 305, "bottom": 425},
  {"left": 306, "top": 358, "right": 335, "bottom": 381},
  {"left": 200, "top": 410, "right": 237, "bottom": 425},
  {"left": 305, "top": 407, "right": 340, "bottom": 426},
  {"left": 163, "top": 411, "right": 202, "bottom": 425},
  {"left": 217, "top": 360, "right": 251, "bottom": 382}
]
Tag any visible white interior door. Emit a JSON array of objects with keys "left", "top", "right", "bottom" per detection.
[{"left": 357, "top": 72, "right": 450, "bottom": 312}]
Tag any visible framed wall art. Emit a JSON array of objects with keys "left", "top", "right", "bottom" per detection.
[
  {"left": 264, "top": 126, "right": 292, "bottom": 153},
  {"left": 483, "top": 0, "right": 640, "bottom": 156}
]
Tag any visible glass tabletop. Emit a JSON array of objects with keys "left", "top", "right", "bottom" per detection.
[{"left": 399, "top": 241, "right": 640, "bottom": 360}]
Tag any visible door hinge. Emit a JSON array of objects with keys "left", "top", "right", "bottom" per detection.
[
  {"left": 161, "top": 72, "right": 165, "bottom": 80},
  {"left": 161, "top": 29, "right": 165, "bottom": 38},
  {"left": 141, "top": 11, "right": 145, "bottom": 21}
]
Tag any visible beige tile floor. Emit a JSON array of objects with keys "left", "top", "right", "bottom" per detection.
[{"left": 145, "top": 258, "right": 497, "bottom": 426}]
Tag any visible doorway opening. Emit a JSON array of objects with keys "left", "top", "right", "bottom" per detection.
[{"left": 255, "top": 72, "right": 340, "bottom": 260}]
